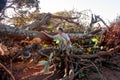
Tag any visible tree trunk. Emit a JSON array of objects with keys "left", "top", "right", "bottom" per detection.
[
  {"left": 0, "top": 24, "right": 53, "bottom": 42},
  {"left": 0, "top": 24, "right": 103, "bottom": 43}
]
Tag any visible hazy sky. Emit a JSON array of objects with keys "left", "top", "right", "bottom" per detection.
[{"left": 40, "top": 0, "right": 120, "bottom": 21}]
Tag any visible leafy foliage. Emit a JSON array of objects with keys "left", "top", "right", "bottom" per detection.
[
  {"left": 38, "top": 52, "right": 55, "bottom": 72},
  {"left": 38, "top": 60, "right": 49, "bottom": 72}
]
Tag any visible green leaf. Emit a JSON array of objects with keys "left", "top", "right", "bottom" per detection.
[
  {"left": 52, "top": 30, "right": 55, "bottom": 32},
  {"left": 49, "top": 52, "right": 54, "bottom": 61},
  {"left": 54, "top": 36, "right": 66, "bottom": 44},
  {"left": 38, "top": 60, "right": 48, "bottom": 66},
  {"left": 47, "top": 24, "right": 53, "bottom": 28},
  {"left": 42, "top": 44, "right": 48, "bottom": 48},
  {"left": 56, "top": 40, "right": 60, "bottom": 44},
  {"left": 91, "top": 38, "right": 98, "bottom": 43},
  {"left": 54, "top": 38, "right": 60, "bottom": 44},
  {"left": 38, "top": 61, "right": 50, "bottom": 72},
  {"left": 44, "top": 63, "right": 49, "bottom": 72}
]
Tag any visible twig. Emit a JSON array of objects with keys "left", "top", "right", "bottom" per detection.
[
  {"left": 10, "top": 59, "right": 13, "bottom": 73},
  {"left": 0, "top": 63, "right": 15, "bottom": 80},
  {"left": 74, "top": 65, "right": 93, "bottom": 77},
  {"left": 90, "top": 61, "right": 107, "bottom": 80}
]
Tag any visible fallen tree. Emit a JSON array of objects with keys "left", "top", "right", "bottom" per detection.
[
  {"left": 0, "top": 24, "right": 53, "bottom": 42},
  {"left": 0, "top": 24, "right": 103, "bottom": 42},
  {"left": 0, "top": 3, "right": 120, "bottom": 79},
  {"left": 0, "top": 23, "right": 120, "bottom": 80}
]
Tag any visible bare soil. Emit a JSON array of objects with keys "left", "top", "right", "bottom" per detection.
[{"left": 13, "top": 61, "right": 120, "bottom": 80}]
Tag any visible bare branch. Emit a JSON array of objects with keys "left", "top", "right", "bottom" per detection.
[{"left": 0, "top": 63, "right": 15, "bottom": 80}]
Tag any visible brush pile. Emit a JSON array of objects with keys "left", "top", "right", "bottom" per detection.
[{"left": 0, "top": 13, "right": 120, "bottom": 80}]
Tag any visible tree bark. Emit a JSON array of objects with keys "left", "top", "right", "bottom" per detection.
[
  {"left": 0, "top": 24, "right": 102, "bottom": 42},
  {"left": 0, "top": 24, "right": 53, "bottom": 42}
]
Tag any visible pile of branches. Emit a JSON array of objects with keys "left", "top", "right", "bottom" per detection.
[
  {"left": 1, "top": 0, "right": 120, "bottom": 80},
  {"left": 0, "top": 25, "right": 119, "bottom": 80},
  {"left": 0, "top": 11, "right": 120, "bottom": 80},
  {"left": 103, "top": 20, "right": 120, "bottom": 48}
]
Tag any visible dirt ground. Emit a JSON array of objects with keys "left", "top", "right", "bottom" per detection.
[
  {"left": 88, "top": 67, "right": 120, "bottom": 80},
  {"left": 13, "top": 60, "right": 62, "bottom": 80},
  {"left": 11, "top": 53, "right": 120, "bottom": 80},
  {"left": 13, "top": 61, "right": 120, "bottom": 80}
]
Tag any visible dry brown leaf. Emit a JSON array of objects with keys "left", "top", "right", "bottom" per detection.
[
  {"left": 0, "top": 44, "right": 9, "bottom": 56},
  {"left": 21, "top": 37, "right": 42, "bottom": 44}
]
